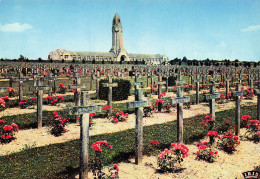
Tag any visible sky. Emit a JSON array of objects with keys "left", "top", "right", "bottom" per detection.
[{"left": 0, "top": 0, "right": 260, "bottom": 61}]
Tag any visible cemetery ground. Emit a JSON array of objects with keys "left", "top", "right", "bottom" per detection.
[{"left": 0, "top": 71, "right": 259, "bottom": 178}]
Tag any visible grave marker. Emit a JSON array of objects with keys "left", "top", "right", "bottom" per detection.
[
  {"left": 155, "top": 72, "right": 166, "bottom": 112},
  {"left": 102, "top": 75, "right": 118, "bottom": 115},
  {"left": 170, "top": 86, "right": 190, "bottom": 143},
  {"left": 29, "top": 79, "right": 50, "bottom": 129},
  {"left": 12, "top": 72, "right": 29, "bottom": 102},
  {"left": 225, "top": 77, "right": 231, "bottom": 100},
  {"left": 68, "top": 96, "right": 102, "bottom": 179},
  {"left": 232, "top": 83, "right": 243, "bottom": 135},
  {"left": 193, "top": 75, "right": 201, "bottom": 104},
  {"left": 254, "top": 82, "right": 260, "bottom": 121},
  {"left": 126, "top": 88, "right": 151, "bottom": 164}
]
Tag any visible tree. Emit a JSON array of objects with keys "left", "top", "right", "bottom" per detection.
[
  {"left": 18, "top": 55, "right": 25, "bottom": 61},
  {"left": 182, "top": 56, "right": 188, "bottom": 63}
]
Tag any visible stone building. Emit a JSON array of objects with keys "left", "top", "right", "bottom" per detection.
[{"left": 48, "top": 13, "right": 168, "bottom": 64}]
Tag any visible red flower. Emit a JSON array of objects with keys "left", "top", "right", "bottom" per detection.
[
  {"left": 22, "top": 99, "right": 28, "bottom": 102},
  {"left": 199, "top": 145, "right": 206, "bottom": 150},
  {"left": 200, "top": 122, "right": 207, "bottom": 128},
  {"left": 196, "top": 151, "right": 200, "bottom": 155},
  {"left": 257, "top": 131, "right": 260, "bottom": 137},
  {"left": 32, "top": 98, "right": 36, "bottom": 101},
  {"left": 233, "top": 136, "right": 239, "bottom": 140},
  {"left": 18, "top": 102, "right": 25, "bottom": 105},
  {"left": 150, "top": 140, "right": 160, "bottom": 145},
  {"left": 231, "top": 124, "right": 237, "bottom": 128},
  {"left": 215, "top": 151, "right": 218, "bottom": 155},
  {"left": 112, "top": 118, "right": 118, "bottom": 123},
  {"left": 209, "top": 151, "right": 214, "bottom": 155},
  {"left": 108, "top": 145, "right": 113, "bottom": 149},
  {"left": 104, "top": 105, "right": 111, "bottom": 111},
  {"left": 72, "top": 89, "right": 76, "bottom": 93},
  {"left": 46, "top": 96, "right": 53, "bottom": 101},
  {"left": 113, "top": 164, "right": 119, "bottom": 172},
  {"left": 113, "top": 108, "right": 117, "bottom": 111},
  {"left": 0, "top": 120, "right": 5, "bottom": 124},
  {"left": 90, "top": 112, "right": 96, "bottom": 117},
  {"left": 225, "top": 120, "right": 230, "bottom": 125}
]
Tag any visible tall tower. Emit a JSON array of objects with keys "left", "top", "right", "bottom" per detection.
[{"left": 110, "top": 13, "right": 126, "bottom": 56}]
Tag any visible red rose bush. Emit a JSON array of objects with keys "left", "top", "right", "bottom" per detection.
[{"left": 157, "top": 142, "right": 189, "bottom": 172}]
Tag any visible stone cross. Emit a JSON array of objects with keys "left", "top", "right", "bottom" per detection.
[
  {"left": 131, "top": 71, "right": 143, "bottom": 98},
  {"left": 231, "top": 73, "right": 235, "bottom": 84},
  {"left": 52, "top": 70, "right": 60, "bottom": 93},
  {"left": 126, "top": 88, "right": 151, "bottom": 164},
  {"left": 155, "top": 72, "right": 166, "bottom": 112},
  {"left": 32, "top": 69, "right": 40, "bottom": 89},
  {"left": 204, "top": 84, "right": 220, "bottom": 121},
  {"left": 232, "top": 83, "right": 243, "bottom": 135},
  {"left": 44, "top": 72, "right": 57, "bottom": 97},
  {"left": 148, "top": 71, "right": 156, "bottom": 86},
  {"left": 29, "top": 79, "right": 50, "bottom": 129},
  {"left": 225, "top": 76, "right": 231, "bottom": 100},
  {"left": 90, "top": 71, "right": 94, "bottom": 91},
  {"left": 164, "top": 72, "right": 170, "bottom": 93},
  {"left": 70, "top": 72, "right": 83, "bottom": 107},
  {"left": 102, "top": 75, "right": 118, "bottom": 115},
  {"left": 189, "top": 73, "right": 194, "bottom": 85},
  {"left": 5, "top": 72, "right": 16, "bottom": 87},
  {"left": 69, "top": 84, "right": 87, "bottom": 107},
  {"left": 193, "top": 74, "right": 201, "bottom": 104},
  {"left": 170, "top": 86, "right": 190, "bottom": 143},
  {"left": 254, "top": 82, "right": 260, "bottom": 121},
  {"left": 12, "top": 72, "right": 29, "bottom": 102},
  {"left": 238, "top": 73, "right": 243, "bottom": 84},
  {"left": 176, "top": 72, "right": 185, "bottom": 87},
  {"left": 93, "top": 71, "right": 102, "bottom": 99},
  {"left": 68, "top": 96, "right": 102, "bottom": 179},
  {"left": 248, "top": 73, "right": 254, "bottom": 88},
  {"left": 202, "top": 74, "right": 207, "bottom": 86}
]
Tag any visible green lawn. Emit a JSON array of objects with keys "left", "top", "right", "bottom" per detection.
[{"left": 0, "top": 105, "right": 256, "bottom": 178}]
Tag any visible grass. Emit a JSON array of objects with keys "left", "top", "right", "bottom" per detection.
[{"left": 0, "top": 105, "right": 257, "bottom": 178}]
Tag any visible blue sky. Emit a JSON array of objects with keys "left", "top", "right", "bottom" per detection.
[{"left": 0, "top": 0, "right": 259, "bottom": 61}]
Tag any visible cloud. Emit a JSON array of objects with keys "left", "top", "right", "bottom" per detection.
[
  {"left": 0, "top": 23, "right": 33, "bottom": 32},
  {"left": 241, "top": 25, "right": 260, "bottom": 32}
]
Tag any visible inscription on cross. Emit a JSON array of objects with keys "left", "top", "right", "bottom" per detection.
[{"left": 170, "top": 86, "right": 190, "bottom": 143}]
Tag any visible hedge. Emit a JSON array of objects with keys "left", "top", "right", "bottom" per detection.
[{"left": 99, "top": 79, "right": 131, "bottom": 101}]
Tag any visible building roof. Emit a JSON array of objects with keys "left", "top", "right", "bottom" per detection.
[
  {"left": 70, "top": 51, "right": 114, "bottom": 57},
  {"left": 128, "top": 53, "right": 163, "bottom": 59}
]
